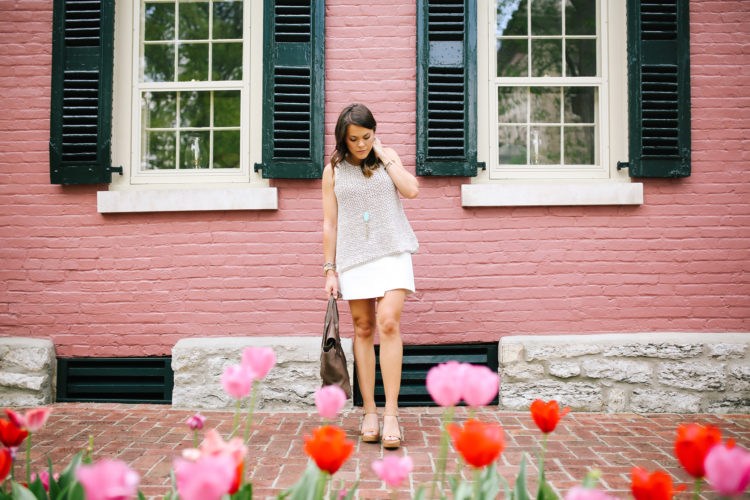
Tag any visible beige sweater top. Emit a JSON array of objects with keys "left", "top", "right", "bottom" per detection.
[{"left": 334, "top": 159, "right": 418, "bottom": 273}]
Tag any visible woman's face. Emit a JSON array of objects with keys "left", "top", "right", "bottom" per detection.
[{"left": 345, "top": 124, "right": 374, "bottom": 164}]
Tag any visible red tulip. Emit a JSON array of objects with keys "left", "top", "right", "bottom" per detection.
[
  {"left": 447, "top": 419, "right": 505, "bottom": 468},
  {"left": 0, "top": 448, "right": 11, "bottom": 482},
  {"left": 303, "top": 425, "right": 354, "bottom": 475},
  {"left": 631, "top": 467, "right": 683, "bottom": 500},
  {"left": 530, "top": 399, "right": 570, "bottom": 434},
  {"left": 0, "top": 418, "right": 29, "bottom": 448},
  {"left": 674, "top": 423, "right": 721, "bottom": 478}
]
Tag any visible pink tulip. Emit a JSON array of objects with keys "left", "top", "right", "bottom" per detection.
[
  {"left": 221, "top": 364, "right": 254, "bottom": 399},
  {"left": 241, "top": 347, "right": 276, "bottom": 379},
  {"left": 315, "top": 385, "right": 347, "bottom": 419},
  {"left": 564, "top": 486, "right": 619, "bottom": 500},
  {"left": 174, "top": 454, "right": 236, "bottom": 500},
  {"left": 76, "top": 459, "right": 140, "bottom": 500},
  {"left": 704, "top": 441, "right": 750, "bottom": 497},
  {"left": 200, "top": 429, "right": 247, "bottom": 465},
  {"left": 31, "top": 471, "right": 59, "bottom": 491},
  {"left": 5, "top": 407, "right": 53, "bottom": 432},
  {"left": 426, "top": 361, "right": 466, "bottom": 407},
  {"left": 461, "top": 364, "right": 499, "bottom": 407},
  {"left": 185, "top": 413, "right": 206, "bottom": 431},
  {"left": 371, "top": 454, "right": 413, "bottom": 488}
]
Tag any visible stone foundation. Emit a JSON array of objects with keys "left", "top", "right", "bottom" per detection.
[
  {"left": 0, "top": 338, "right": 56, "bottom": 406},
  {"left": 499, "top": 333, "right": 750, "bottom": 413},
  {"left": 171, "top": 337, "right": 354, "bottom": 411}
]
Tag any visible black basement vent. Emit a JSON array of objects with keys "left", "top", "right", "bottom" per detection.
[
  {"left": 354, "top": 343, "right": 499, "bottom": 407},
  {"left": 57, "top": 357, "right": 173, "bottom": 404}
]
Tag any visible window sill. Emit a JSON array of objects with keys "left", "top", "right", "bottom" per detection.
[
  {"left": 461, "top": 182, "right": 643, "bottom": 207},
  {"left": 97, "top": 186, "right": 278, "bottom": 213}
]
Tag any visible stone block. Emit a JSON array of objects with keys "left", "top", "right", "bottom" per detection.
[
  {"left": 500, "top": 380, "right": 602, "bottom": 411},
  {"left": 727, "top": 365, "right": 750, "bottom": 392},
  {"left": 525, "top": 344, "right": 601, "bottom": 361},
  {"left": 657, "top": 362, "right": 726, "bottom": 391},
  {"left": 582, "top": 359, "right": 652, "bottom": 383},
  {"left": 548, "top": 362, "right": 580, "bottom": 379},
  {"left": 171, "top": 337, "right": 354, "bottom": 411},
  {"left": 500, "top": 343, "right": 524, "bottom": 364},
  {"left": 707, "top": 343, "right": 747, "bottom": 360},
  {"left": 630, "top": 389, "right": 702, "bottom": 413},
  {"left": 603, "top": 343, "right": 703, "bottom": 359},
  {"left": 0, "top": 338, "right": 55, "bottom": 406},
  {"left": 707, "top": 397, "right": 750, "bottom": 414},
  {"left": 502, "top": 362, "right": 544, "bottom": 381},
  {"left": 605, "top": 388, "right": 628, "bottom": 413}
]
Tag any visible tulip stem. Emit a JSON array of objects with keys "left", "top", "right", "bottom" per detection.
[
  {"left": 693, "top": 478, "right": 703, "bottom": 500},
  {"left": 540, "top": 433, "right": 548, "bottom": 479},
  {"left": 430, "top": 406, "right": 454, "bottom": 499},
  {"left": 230, "top": 400, "right": 242, "bottom": 439},
  {"left": 192, "top": 430, "right": 198, "bottom": 449},
  {"left": 25, "top": 433, "right": 32, "bottom": 485},
  {"left": 474, "top": 468, "right": 481, "bottom": 500},
  {"left": 243, "top": 382, "right": 259, "bottom": 444}
]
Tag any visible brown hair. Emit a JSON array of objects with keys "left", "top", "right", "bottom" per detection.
[{"left": 331, "top": 103, "right": 379, "bottom": 178}]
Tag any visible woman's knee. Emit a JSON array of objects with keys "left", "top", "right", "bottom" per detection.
[
  {"left": 377, "top": 316, "right": 400, "bottom": 337},
  {"left": 353, "top": 316, "right": 375, "bottom": 338}
]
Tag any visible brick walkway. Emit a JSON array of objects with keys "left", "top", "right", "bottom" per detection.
[{"left": 21, "top": 403, "right": 750, "bottom": 499}]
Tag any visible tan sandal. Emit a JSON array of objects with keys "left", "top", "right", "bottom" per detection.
[
  {"left": 361, "top": 412, "right": 380, "bottom": 443},
  {"left": 381, "top": 413, "right": 402, "bottom": 449}
]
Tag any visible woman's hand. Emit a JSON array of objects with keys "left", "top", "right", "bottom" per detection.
[
  {"left": 325, "top": 273, "right": 339, "bottom": 298},
  {"left": 372, "top": 137, "right": 388, "bottom": 162}
]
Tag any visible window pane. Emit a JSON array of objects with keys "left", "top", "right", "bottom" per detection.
[
  {"left": 213, "top": 1, "right": 243, "bottom": 39},
  {"left": 564, "top": 87, "right": 595, "bottom": 123},
  {"left": 142, "top": 132, "right": 176, "bottom": 170},
  {"left": 180, "top": 91, "right": 210, "bottom": 128},
  {"left": 565, "top": 39, "right": 596, "bottom": 76},
  {"left": 530, "top": 87, "right": 560, "bottom": 123},
  {"left": 498, "top": 87, "right": 527, "bottom": 123},
  {"left": 213, "top": 130, "right": 240, "bottom": 168},
  {"left": 212, "top": 43, "right": 243, "bottom": 80},
  {"left": 565, "top": 0, "right": 595, "bottom": 35},
  {"left": 180, "top": 132, "right": 210, "bottom": 169},
  {"left": 564, "top": 127, "right": 595, "bottom": 164},
  {"left": 531, "top": 39, "right": 561, "bottom": 77},
  {"left": 214, "top": 91, "right": 241, "bottom": 127},
  {"left": 497, "top": 39, "right": 528, "bottom": 77},
  {"left": 142, "top": 91, "right": 176, "bottom": 129},
  {"left": 179, "top": 1, "right": 209, "bottom": 40},
  {"left": 178, "top": 43, "right": 208, "bottom": 81},
  {"left": 530, "top": 126, "right": 560, "bottom": 164},
  {"left": 496, "top": 0, "right": 527, "bottom": 36},
  {"left": 531, "top": 0, "right": 561, "bottom": 35},
  {"left": 143, "top": 44, "right": 175, "bottom": 82},
  {"left": 144, "top": 2, "right": 175, "bottom": 41},
  {"left": 498, "top": 126, "right": 527, "bottom": 164}
]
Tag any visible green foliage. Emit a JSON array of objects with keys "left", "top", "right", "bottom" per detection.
[
  {"left": 278, "top": 461, "right": 326, "bottom": 500},
  {"left": 233, "top": 483, "right": 253, "bottom": 500}
]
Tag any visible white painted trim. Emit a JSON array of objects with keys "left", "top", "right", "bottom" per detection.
[
  {"left": 97, "top": 187, "right": 278, "bottom": 213},
  {"left": 461, "top": 182, "right": 643, "bottom": 207}
]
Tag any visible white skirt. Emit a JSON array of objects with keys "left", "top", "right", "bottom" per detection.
[{"left": 339, "top": 252, "right": 415, "bottom": 300}]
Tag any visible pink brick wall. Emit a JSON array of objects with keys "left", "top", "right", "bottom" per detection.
[{"left": 0, "top": 1, "right": 748, "bottom": 357}]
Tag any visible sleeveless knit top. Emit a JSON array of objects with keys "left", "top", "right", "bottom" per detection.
[{"left": 334, "top": 159, "right": 419, "bottom": 273}]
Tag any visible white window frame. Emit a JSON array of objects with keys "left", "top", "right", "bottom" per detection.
[
  {"left": 465, "top": 0, "right": 642, "bottom": 207},
  {"left": 101, "top": 0, "right": 276, "bottom": 213}
]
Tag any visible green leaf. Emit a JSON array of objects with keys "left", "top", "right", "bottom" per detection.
[
  {"left": 452, "top": 480, "right": 473, "bottom": 500},
  {"left": 479, "top": 464, "right": 501, "bottom": 500},
  {"left": 413, "top": 485, "right": 427, "bottom": 500},
  {"left": 500, "top": 475, "right": 513, "bottom": 500},
  {"left": 277, "top": 461, "right": 322, "bottom": 500},
  {"left": 138, "top": 491, "right": 147, "bottom": 500},
  {"left": 514, "top": 456, "right": 531, "bottom": 500},
  {"left": 536, "top": 479, "right": 558, "bottom": 500},
  {"left": 11, "top": 481, "right": 39, "bottom": 500},
  {"left": 340, "top": 479, "right": 358, "bottom": 500},
  {"left": 232, "top": 483, "right": 253, "bottom": 500},
  {"left": 28, "top": 476, "right": 49, "bottom": 500},
  {"left": 65, "top": 482, "right": 85, "bottom": 500}
]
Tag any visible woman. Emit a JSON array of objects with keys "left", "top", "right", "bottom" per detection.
[{"left": 322, "top": 103, "right": 419, "bottom": 449}]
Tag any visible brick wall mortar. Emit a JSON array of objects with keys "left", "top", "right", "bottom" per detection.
[{"left": 0, "top": 1, "right": 748, "bottom": 357}]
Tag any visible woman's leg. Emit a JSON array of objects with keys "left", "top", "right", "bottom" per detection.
[
  {"left": 377, "top": 289, "right": 406, "bottom": 441},
  {"left": 349, "top": 298, "right": 378, "bottom": 436}
]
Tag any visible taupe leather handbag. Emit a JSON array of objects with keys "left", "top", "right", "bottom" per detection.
[{"left": 320, "top": 295, "right": 352, "bottom": 398}]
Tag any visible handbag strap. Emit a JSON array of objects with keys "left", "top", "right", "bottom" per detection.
[{"left": 322, "top": 295, "right": 340, "bottom": 346}]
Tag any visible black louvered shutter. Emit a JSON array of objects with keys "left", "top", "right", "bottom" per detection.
[
  {"left": 626, "top": 0, "right": 690, "bottom": 177},
  {"left": 50, "top": 0, "right": 116, "bottom": 185},
  {"left": 416, "top": 0, "right": 483, "bottom": 176},
  {"left": 254, "top": 0, "right": 324, "bottom": 179}
]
